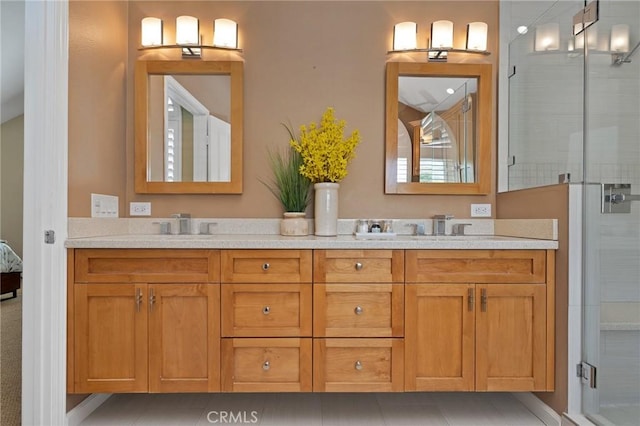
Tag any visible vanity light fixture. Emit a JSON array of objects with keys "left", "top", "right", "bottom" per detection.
[
  {"left": 139, "top": 16, "right": 242, "bottom": 58},
  {"left": 388, "top": 20, "right": 490, "bottom": 62},
  {"left": 535, "top": 22, "right": 560, "bottom": 51}
]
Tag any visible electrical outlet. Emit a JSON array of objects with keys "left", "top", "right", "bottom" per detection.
[
  {"left": 471, "top": 203, "right": 492, "bottom": 217},
  {"left": 91, "top": 194, "right": 119, "bottom": 218},
  {"left": 130, "top": 202, "right": 152, "bottom": 216}
]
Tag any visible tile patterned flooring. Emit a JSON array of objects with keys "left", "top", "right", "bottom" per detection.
[{"left": 79, "top": 392, "right": 547, "bottom": 425}]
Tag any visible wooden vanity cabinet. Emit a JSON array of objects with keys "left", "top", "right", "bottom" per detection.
[
  {"left": 69, "top": 249, "right": 221, "bottom": 393},
  {"left": 220, "top": 250, "right": 313, "bottom": 392},
  {"left": 313, "top": 250, "right": 405, "bottom": 392},
  {"left": 404, "top": 250, "right": 555, "bottom": 392}
]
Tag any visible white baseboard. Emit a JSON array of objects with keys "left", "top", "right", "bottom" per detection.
[
  {"left": 66, "top": 393, "right": 111, "bottom": 426},
  {"left": 512, "top": 392, "right": 562, "bottom": 426}
]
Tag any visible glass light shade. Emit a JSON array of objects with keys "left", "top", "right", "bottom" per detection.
[
  {"left": 393, "top": 22, "right": 417, "bottom": 50},
  {"left": 611, "top": 24, "right": 629, "bottom": 52},
  {"left": 431, "top": 20, "right": 453, "bottom": 49},
  {"left": 535, "top": 22, "right": 559, "bottom": 51},
  {"left": 176, "top": 16, "right": 199, "bottom": 45},
  {"left": 466, "top": 22, "right": 488, "bottom": 51},
  {"left": 574, "top": 29, "right": 598, "bottom": 50},
  {"left": 213, "top": 18, "right": 238, "bottom": 48},
  {"left": 141, "top": 17, "right": 162, "bottom": 47}
]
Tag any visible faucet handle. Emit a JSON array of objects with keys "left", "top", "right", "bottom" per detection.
[
  {"left": 452, "top": 223, "right": 472, "bottom": 236},
  {"left": 433, "top": 214, "right": 454, "bottom": 220},
  {"left": 199, "top": 222, "right": 218, "bottom": 235},
  {"left": 407, "top": 223, "right": 426, "bottom": 236},
  {"left": 171, "top": 213, "right": 191, "bottom": 219},
  {"left": 152, "top": 221, "right": 172, "bottom": 235}
]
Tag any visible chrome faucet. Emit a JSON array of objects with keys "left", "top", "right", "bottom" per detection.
[
  {"left": 171, "top": 213, "right": 192, "bottom": 235},
  {"left": 432, "top": 214, "right": 453, "bottom": 236}
]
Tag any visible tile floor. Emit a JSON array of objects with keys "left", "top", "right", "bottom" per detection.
[{"left": 79, "top": 392, "right": 547, "bottom": 425}]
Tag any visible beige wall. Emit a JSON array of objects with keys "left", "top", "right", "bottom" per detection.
[
  {"left": 497, "top": 184, "right": 570, "bottom": 415},
  {"left": 68, "top": 0, "right": 499, "bottom": 218},
  {"left": 0, "top": 115, "right": 24, "bottom": 257}
]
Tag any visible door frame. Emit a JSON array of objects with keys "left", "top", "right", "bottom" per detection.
[{"left": 22, "top": 0, "right": 69, "bottom": 424}]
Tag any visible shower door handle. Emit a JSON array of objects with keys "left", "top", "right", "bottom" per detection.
[{"left": 602, "top": 183, "right": 639, "bottom": 214}]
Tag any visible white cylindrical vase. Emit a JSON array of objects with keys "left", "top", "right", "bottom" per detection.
[
  {"left": 314, "top": 182, "right": 339, "bottom": 236},
  {"left": 280, "top": 212, "right": 309, "bottom": 236}
]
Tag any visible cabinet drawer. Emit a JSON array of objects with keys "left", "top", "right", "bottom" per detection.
[
  {"left": 314, "top": 284, "right": 403, "bottom": 337},
  {"left": 221, "top": 284, "right": 312, "bottom": 337},
  {"left": 406, "top": 250, "right": 546, "bottom": 283},
  {"left": 314, "top": 250, "right": 404, "bottom": 283},
  {"left": 74, "top": 249, "right": 219, "bottom": 283},
  {"left": 221, "top": 338, "right": 312, "bottom": 392},
  {"left": 221, "top": 250, "right": 312, "bottom": 283},
  {"left": 313, "top": 338, "right": 404, "bottom": 392}
]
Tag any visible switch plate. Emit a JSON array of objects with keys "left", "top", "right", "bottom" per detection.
[
  {"left": 130, "top": 202, "right": 152, "bottom": 216},
  {"left": 91, "top": 194, "right": 119, "bottom": 218},
  {"left": 471, "top": 204, "right": 492, "bottom": 217}
]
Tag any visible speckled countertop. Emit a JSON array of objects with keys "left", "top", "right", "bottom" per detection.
[{"left": 65, "top": 218, "right": 559, "bottom": 250}]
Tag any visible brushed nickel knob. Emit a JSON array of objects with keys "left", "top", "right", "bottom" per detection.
[
  {"left": 262, "top": 263, "right": 270, "bottom": 271},
  {"left": 263, "top": 361, "right": 270, "bottom": 371},
  {"left": 354, "top": 306, "right": 363, "bottom": 315},
  {"left": 262, "top": 306, "right": 270, "bottom": 315},
  {"left": 355, "top": 361, "right": 363, "bottom": 371},
  {"left": 355, "top": 262, "right": 363, "bottom": 271}
]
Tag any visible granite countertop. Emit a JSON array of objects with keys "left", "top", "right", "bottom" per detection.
[
  {"left": 65, "top": 218, "right": 559, "bottom": 250},
  {"left": 64, "top": 233, "right": 558, "bottom": 250}
]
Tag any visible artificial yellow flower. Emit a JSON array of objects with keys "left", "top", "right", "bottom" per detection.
[{"left": 290, "top": 107, "right": 361, "bottom": 183}]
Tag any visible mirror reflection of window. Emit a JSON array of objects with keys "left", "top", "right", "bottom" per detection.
[
  {"left": 397, "top": 76, "right": 477, "bottom": 184},
  {"left": 148, "top": 74, "right": 231, "bottom": 183}
]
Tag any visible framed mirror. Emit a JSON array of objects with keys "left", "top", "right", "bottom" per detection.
[
  {"left": 385, "top": 62, "right": 492, "bottom": 194},
  {"left": 135, "top": 60, "right": 243, "bottom": 193}
]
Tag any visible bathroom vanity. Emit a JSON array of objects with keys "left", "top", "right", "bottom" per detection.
[{"left": 66, "top": 231, "right": 556, "bottom": 395}]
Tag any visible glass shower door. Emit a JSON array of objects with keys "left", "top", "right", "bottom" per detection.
[{"left": 582, "top": 1, "right": 640, "bottom": 424}]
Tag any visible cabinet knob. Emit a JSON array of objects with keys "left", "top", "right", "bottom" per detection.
[
  {"left": 262, "top": 263, "right": 270, "bottom": 271},
  {"left": 354, "top": 306, "right": 363, "bottom": 315},
  {"left": 355, "top": 262, "right": 363, "bottom": 271},
  {"left": 354, "top": 360, "right": 363, "bottom": 371},
  {"left": 262, "top": 306, "right": 270, "bottom": 315},
  {"left": 263, "top": 361, "right": 270, "bottom": 371}
]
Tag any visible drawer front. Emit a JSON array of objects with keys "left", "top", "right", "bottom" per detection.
[
  {"left": 313, "top": 338, "right": 404, "bottom": 392},
  {"left": 74, "top": 249, "right": 220, "bottom": 283},
  {"left": 314, "top": 250, "right": 404, "bottom": 283},
  {"left": 314, "top": 284, "right": 404, "bottom": 337},
  {"left": 406, "top": 250, "right": 546, "bottom": 283},
  {"left": 222, "top": 284, "right": 312, "bottom": 337},
  {"left": 222, "top": 250, "right": 312, "bottom": 283},
  {"left": 221, "top": 338, "right": 312, "bottom": 392}
]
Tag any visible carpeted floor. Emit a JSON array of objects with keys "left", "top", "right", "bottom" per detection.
[{"left": 1, "top": 292, "right": 21, "bottom": 426}]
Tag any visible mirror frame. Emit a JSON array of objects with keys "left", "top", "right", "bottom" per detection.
[
  {"left": 135, "top": 60, "right": 243, "bottom": 193},
  {"left": 385, "top": 62, "right": 492, "bottom": 195}
]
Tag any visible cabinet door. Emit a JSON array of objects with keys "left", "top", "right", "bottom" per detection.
[
  {"left": 74, "top": 283, "right": 148, "bottom": 393},
  {"left": 148, "top": 284, "right": 220, "bottom": 392},
  {"left": 405, "top": 284, "right": 475, "bottom": 391},
  {"left": 476, "top": 284, "right": 546, "bottom": 391}
]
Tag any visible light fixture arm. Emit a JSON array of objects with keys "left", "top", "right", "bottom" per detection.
[{"left": 612, "top": 40, "right": 640, "bottom": 65}]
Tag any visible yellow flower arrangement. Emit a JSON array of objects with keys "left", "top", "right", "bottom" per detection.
[{"left": 290, "top": 107, "right": 361, "bottom": 183}]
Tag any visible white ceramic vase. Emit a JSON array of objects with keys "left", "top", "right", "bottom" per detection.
[
  {"left": 280, "top": 212, "right": 309, "bottom": 236},
  {"left": 314, "top": 182, "right": 339, "bottom": 236}
]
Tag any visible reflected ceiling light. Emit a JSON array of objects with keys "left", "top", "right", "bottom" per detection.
[
  {"left": 388, "top": 20, "right": 490, "bottom": 62},
  {"left": 517, "top": 25, "right": 528, "bottom": 35},
  {"left": 466, "top": 22, "right": 488, "bottom": 51},
  {"left": 446, "top": 88, "right": 455, "bottom": 95},
  {"left": 213, "top": 18, "right": 238, "bottom": 48},
  {"left": 141, "top": 17, "right": 163, "bottom": 47},
  {"left": 138, "top": 15, "right": 242, "bottom": 58},
  {"left": 535, "top": 22, "right": 560, "bottom": 51},
  {"left": 393, "top": 21, "right": 417, "bottom": 50}
]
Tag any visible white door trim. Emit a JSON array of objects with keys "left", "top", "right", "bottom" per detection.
[{"left": 22, "top": 0, "right": 69, "bottom": 424}]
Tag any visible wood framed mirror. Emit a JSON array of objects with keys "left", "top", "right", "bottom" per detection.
[
  {"left": 385, "top": 62, "right": 492, "bottom": 195},
  {"left": 135, "top": 60, "right": 243, "bottom": 194}
]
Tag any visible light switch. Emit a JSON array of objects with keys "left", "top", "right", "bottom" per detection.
[{"left": 91, "top": 194, "right": 119, "bottom": 218}]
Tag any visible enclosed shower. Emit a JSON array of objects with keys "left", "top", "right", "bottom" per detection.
[{"left": 503, "top": 0, "right": 640, "bottom": 425}]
